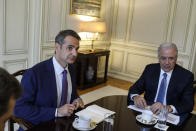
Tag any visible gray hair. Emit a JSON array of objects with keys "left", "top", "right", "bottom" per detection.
[{"left": 158, "top": 42, "right": 178, "bottom": 57}]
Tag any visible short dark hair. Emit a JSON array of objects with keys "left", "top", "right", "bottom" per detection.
[
  {"left": 0, "top": 68, "right": 22, "bottom": 117},
  {"left": 55, "top": 30, "right": 81, "bottom": 46}
]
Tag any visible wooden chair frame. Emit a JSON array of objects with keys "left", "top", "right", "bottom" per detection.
[{"left": 8, "top": 69, "right": 33, "bottom": 131}]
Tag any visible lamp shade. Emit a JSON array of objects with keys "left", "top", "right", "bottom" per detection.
[{"left": 80, "top": 22, "right": 106, "bottom": 33}]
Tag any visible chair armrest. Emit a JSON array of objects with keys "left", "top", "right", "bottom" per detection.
[{"left": 9, "top": 116, "right": 34, "bottom": 130}]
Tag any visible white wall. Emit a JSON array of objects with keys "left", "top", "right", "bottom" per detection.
[
  {"left": 0, "top": 0, "right": 196, "bottom": 81},
  {"left": 0, "top": 0, "right": 42, "bottom": 74},
  {"left": 108, "top": 0, "right": 196, "bottom": 82},
  {"left": 41, "top": 0, "right": 112, "bottom": 61}
]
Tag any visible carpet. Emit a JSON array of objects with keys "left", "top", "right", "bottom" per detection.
[{"left": 80, "top": 85, "right": 128, "bottom": 105}]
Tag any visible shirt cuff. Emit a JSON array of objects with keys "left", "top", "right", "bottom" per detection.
[
  {"left": 130, "top": 94, "right": 139, "bottom": 101},
  {"left": 170, "top": 105, "right": 178, "bottom": 113},
  {"left": 55, "top": 108, "right": 58, "bottom": 117}
]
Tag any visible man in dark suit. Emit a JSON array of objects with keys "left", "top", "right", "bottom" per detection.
[
  {"left": 128, "top": 43, "right": 194, "bottom": 123},
  {"left": 14, "top": 30, "right": 84, "bottom": 127}
]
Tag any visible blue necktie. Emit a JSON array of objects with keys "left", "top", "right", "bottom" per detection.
[
  {"left": 60, "top": 70, "right": 68, "bottom": 106},
  {"left": 156, "top": 73, "right": 167, "bottom": 104}
]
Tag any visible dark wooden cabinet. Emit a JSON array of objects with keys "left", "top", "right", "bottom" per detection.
[{"left": 76, "top": 49, "right": 110, "bottom": 89}]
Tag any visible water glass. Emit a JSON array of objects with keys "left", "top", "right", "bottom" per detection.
[
  {"left": 138, "top": 126, "right": 151, "bottom": 131},
  {"left": 157, "top": 107, "right": 168, "bottom": 128},
  {"left": 102, "top": 113, "right": 114, "bottom": 131}
]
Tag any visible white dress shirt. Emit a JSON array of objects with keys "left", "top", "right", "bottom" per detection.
[
  {"left": 154, "top": 69, "right": 177, "bottom": 113},
  {"left": 52, "top": 56, "right": 73, "bottom": 116},
  {"left": 154, "top": 69, "right": 172, "bottom": 105},
  {"left": 131, "top": 68, "right": 177, "bottom": 113}
]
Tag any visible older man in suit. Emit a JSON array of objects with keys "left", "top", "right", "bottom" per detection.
[
  {"left": 14, "top": 30, "right": 84, "bottom": 128},
  {"left": 128, "top": 42, "right": 194, "bottom": 124}
]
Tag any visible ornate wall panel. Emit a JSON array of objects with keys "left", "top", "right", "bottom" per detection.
[
  {"left": 0, "top": 0, "right": 3, "bottom": 54},
  {"left": 126, "top": 52, "right": 157, "bottom": 75},
  {"left": 109, "top": 0, "right": 196, "bottom": 82},
  {"left": 3, "top": 59, "right": 27, "bottom": 81},
  {"left": 110, "top": 50, "right": 124, "bottom": 72},
  {"left": 130, "top": 0, "right": 169, "bottom": 44},
  {"left": 42, "top": 0, "right": 64, "bottom": 43},
  {"left": 171, "top": 0, "right": 192, "bottom": 52},
  {"left": 3, "top": 59, "right": 27, "bottom": 73},
  {"left": 5, "top": 0, "right": 29, "bottom": 54},
  {"left": 41, "top": 45, "right": 55, "bottom": 60},
  {"left": 114, "top": 0, "right": 130, "bottom": 41}
]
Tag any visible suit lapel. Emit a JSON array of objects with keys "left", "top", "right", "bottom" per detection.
[
  {"left": 166, "top": 65, "right": 178, "bottom": 102},
  {"left": 152, "top": 64, "right": 161, "bottom": 94},
  {"left": 45, "top": 58, "right": 58, "bottom": 106}
]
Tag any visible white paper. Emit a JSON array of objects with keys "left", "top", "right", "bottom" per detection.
[
  {"left": 75, "top": 104, "right": 115, "bottom": 124},
  {"left": 127, "top": 105, "right": 180, "bottom": 125}
]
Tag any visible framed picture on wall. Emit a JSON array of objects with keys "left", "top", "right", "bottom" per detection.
[{"left": 70, "top": 0, "right": 102, "bottom": 17}]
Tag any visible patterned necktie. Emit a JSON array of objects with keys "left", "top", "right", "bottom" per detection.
[
  {"left": 156, "top": 73, "right": 167, "bottom": 104},
  {"left": 60, "top": 70, "right": 68, "bottom": 106}
]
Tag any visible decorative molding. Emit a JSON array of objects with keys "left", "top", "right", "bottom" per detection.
[
  {"left": 166, "top": 0, "right": 177, "bottom": 42},
  {"left": 4, "top": 0, "right": 29, "bottom": 55},
  {"left": 28, "top": 0, "right": 43, "bottom": 66},
  {"left": 109, "top": 60, "right": 184, "bottom": 83},
  {"left": 126, "top": 0, "right": 135, "bottom": 42},
  {"left": 110, "top": 49, "right": 124, "bottom": 72},
  {"left": 111, "top": 0, "right": 119, "bottom": 40},
  {"left": 43, "top": 0, "right": 64, "bottom": 43},
  {"left": 108, "top": 41, "right": 188, "bottom": 83},
  {"left": 3, "top": 59, "right": 28, "bottom": 71},
  {"left": 171, "top": 0, "right": 193, "bottom": 52},
  {"left": 108, "top": 71, "right": 139, "bottom": 83},
  {"left": 114, "top": 0, "right": 131, "bottom": 41},
  {"left": 46, "top": 0, "right": 53, "bottom": 42},
  {"left": 128, "top": 0, "right": 170, "bottom": 44},
  {"left": 61, "top": 0, "right": 67, "bottom": 29},
  {"left": 110, "top": 40, "right": 191, "bottom": 57},
  {"left": 111, "top": 41, "right": 158, "bottom": 52},
  {"left": 2, "top": 0, "right": 5, "bottom": 54},
  {"left": 41, "top": 45, "right": 55, "bottom": 60},
  {"left": 125, "top": 51, "right": 157, "bottom": 74},
  {"left": 104, "top": 0, "right": 115, "bottom": 42},
  {"left": 189, "top": 22, "right": 196, "bottom": 70}
]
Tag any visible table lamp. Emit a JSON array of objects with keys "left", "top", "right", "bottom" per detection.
[{"left": 80, "top": 21, "right": 106, "bottom": 50}]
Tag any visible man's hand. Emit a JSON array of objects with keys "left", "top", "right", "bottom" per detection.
[
  {"left": 57, "top": 104, "right": 75, "bottom": 117},
  {"left": 166, "top": 105, "right": 173, "bottom": 113},
  {"left": 133, "top": 95, "right": 147, "bottom": 108},
  {"left": 72, "top": 98, "right": 84, "bottom": 110},
  {"left": 150, "top": 102, "right": 164, "bottom": 115}
]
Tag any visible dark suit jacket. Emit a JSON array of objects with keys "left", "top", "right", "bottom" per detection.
[
  {"left": 128, "top": 63, "right": 194, "bottom": 115},
  {"left": 14, "top": 57, "right": 79, "bottom": 125}
]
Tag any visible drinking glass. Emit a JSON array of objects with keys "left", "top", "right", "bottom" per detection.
[
  {"left": 102, "top": 113, "right": 114, "bottom": 131},
  {"left": 157, "top": 107, "right": 168, "bottom": 128}
]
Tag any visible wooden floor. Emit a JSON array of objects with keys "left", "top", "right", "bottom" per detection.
[{"left": 78, "top": 77, "right": 196, "bottom": 111}]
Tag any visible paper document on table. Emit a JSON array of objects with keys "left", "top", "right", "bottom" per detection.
[
  {"left": 128, "top": 105, "right": 180, "bottom": 125},
  {"left": 128, "top": 104, "right": 146, "bottom": 112},
  {"left": 75, "top": 104, "right": 115, "bottom": 124}
]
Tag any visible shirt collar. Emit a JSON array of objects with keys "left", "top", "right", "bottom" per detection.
[
  {"left": 53, "top": 56, "right": 68, "bottom": 75},
  {"left": 160, "top": 68, "right": 173, "bottom": 76}
]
